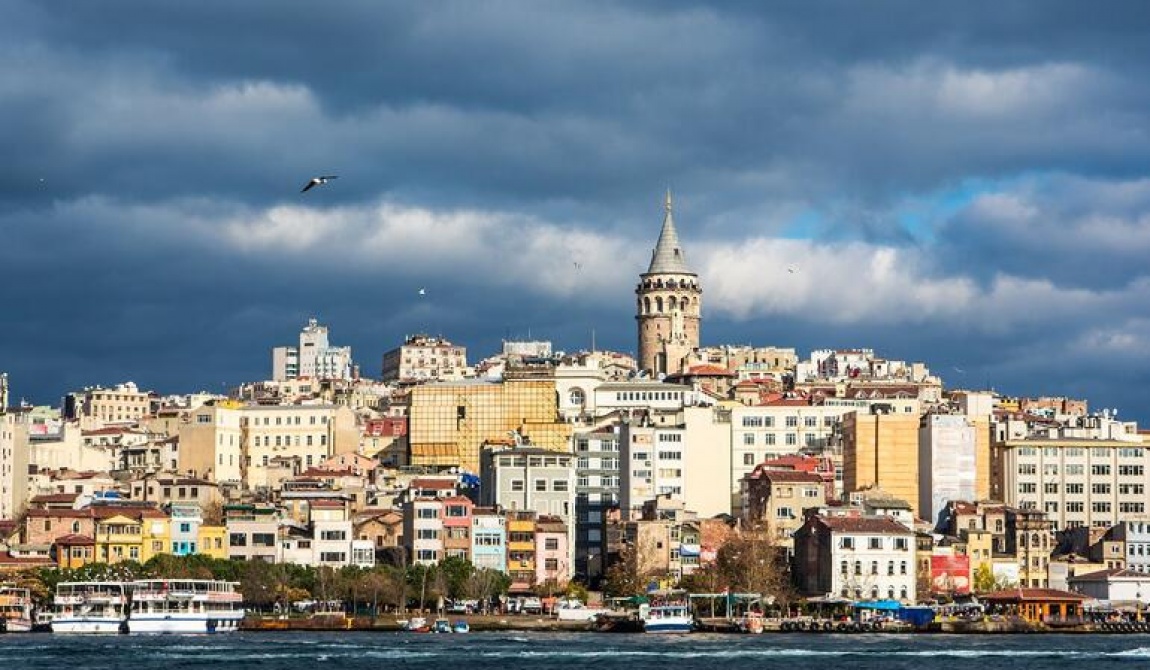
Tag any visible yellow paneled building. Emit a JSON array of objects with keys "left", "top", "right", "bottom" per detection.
[{"left": 408, "top": 378, "right": 572, "bottom": 472}]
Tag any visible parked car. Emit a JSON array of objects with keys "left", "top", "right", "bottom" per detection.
[{"left": 520, "top": 597, "right": 543, "bottom": 615}]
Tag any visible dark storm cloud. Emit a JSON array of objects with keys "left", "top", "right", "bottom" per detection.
[{"left": 4, "top": 2, "right": 1150, "bottom": 422}]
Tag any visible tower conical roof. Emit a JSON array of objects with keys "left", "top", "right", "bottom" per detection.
[{"left": 646, "top": 190, "right": 694, "bottom": 275}]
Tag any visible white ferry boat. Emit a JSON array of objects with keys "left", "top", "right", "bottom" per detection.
[
  {"left": 0, "top": 586, "right": 33, "bottom": 633},
  {"left": 52, "top": 581, "right": 129, "bottom": 634},
  {"left": 128, "top": 579, "right": 245, "bottom": 634},
  {"left": 640, "top": 602, "right": 694, "bottom": 633}
]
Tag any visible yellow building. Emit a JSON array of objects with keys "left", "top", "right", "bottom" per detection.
[
  {"left": 506, "top": 511, "right": 537, "bottom": 593},
  {"left": 94, "top": 512, "right": 170, "bottom": 565},
  {"left": 197, "top": 525, "right": 228, "bottom": 559},
  {"left": 842, "top": 410, "right": 922, "bottom": 516},
  {"left": 408, "top": 378, "right": 571, "bottom": 472}
]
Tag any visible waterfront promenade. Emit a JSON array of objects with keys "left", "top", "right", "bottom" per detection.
[{"left": 239, "top": 613, "right": 1150, "bottom": 634}]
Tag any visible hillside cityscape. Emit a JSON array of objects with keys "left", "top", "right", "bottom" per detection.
[{"left": 0, "top": 196, "right": 1145, "bottom": 617}]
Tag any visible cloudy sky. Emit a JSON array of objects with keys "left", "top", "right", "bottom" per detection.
[{"left": 3, "top": 2, "right": 1150, "bottom": 422}]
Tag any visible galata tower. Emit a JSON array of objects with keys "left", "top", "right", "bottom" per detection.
[{"left": 636, "top": 191, "right": 701, "bottom": 376}]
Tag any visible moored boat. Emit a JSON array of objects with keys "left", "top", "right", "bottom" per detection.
[
  {"left": 640, "top": 603, "right": 694, "bottom": 634},
  {"left": 451, "top": 620, "right": 470, "bottom": 633},
  {"left": 737, "top": 611, "right": 765, "bottom": 634},
  {"left": 51, "top": 582, "right": 129, "bottom": 634},
  {"left": 555, "top": 597, "right": 613, "bottom": 622},
  {"left": 128, "top": 579, "right": 245, "bottom": 634},
  {"left": 0, "top": 586, "right": 33, "bottom": 633}
]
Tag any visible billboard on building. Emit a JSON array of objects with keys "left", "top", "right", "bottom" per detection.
[{"left": 930, "top": 555, "right": 971, "bottom": 595}]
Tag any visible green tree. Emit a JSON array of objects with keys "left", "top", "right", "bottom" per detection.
[
  {"left": 436, "top": 555, "right": 475, "bottom": 599},
  {"left": 602, "top": 544, "right": 646, "bottom": 597}
]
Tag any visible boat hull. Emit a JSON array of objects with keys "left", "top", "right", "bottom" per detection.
[
  {"left": 128, "top": 613, "right": 245, "bottom": 634},
  {"left": 643, "top": 618, "right": 694, "bottom": 633},
  {"left": 1, "top": 619, "right": 32, "bottom": 633},
  {"left": 51, "top": 617, "right": 126, "bottom": 634}
]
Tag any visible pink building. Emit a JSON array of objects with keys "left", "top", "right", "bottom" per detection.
[{"left": 534, "top": 516, "right": 570, "bottom": 587}]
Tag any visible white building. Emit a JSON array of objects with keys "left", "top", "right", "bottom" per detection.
[
  {"left": 919, "top": 413, "right": 978, "bottom": 527},
  {"left": 793, "top": 515, "right": 917, "bottom": 603},
  {"left": 1069, "top": 568, "right": 1150, "bottom": 605},
  {"left": 405, "top": 497, "right": 444, "bottom": 565},
  {"left": 272, "top": 318, "right": 354, "bottom": 382}
]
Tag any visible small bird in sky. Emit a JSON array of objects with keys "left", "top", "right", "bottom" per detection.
[
  {"left": 418, "top": 288, "right": 426, "bottom": 296},
  {"left": 573, "top": 261, "right": 582, "bottom": 271},
  {"left": 787, "top": 266, "right": 797, "bottom": 274},
  {"left": 300, "top": 175, "right": 338, "bottom": 193}
]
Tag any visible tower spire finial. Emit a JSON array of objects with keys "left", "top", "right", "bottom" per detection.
[{"left": 665, "top": 188, "right": 672, "bottom": 214}]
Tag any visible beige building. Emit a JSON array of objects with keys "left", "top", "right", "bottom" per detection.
[
  {"left": 0, "top": 409, "right": 29, "bottom": 519},
  {"left": 407, "top": 378, "right": 571, "bottom": 473},
  {"left": 381, "top": 334, "right": 468, "bottom": 383},
  {"left": 741, "top": 469, "right": 826, "bottom": 550},
  {"left": 178, "top": 402, "right": 359, "bottom": 491},
  {"left": 65, "top": 382, "right": 152, "bottom": 429},
  {"left": 685, "top": 345, "right": 797, "bottom": 378},
  {"left": 636, "top": 192, "right": 701, "bottom": 377},
  {"left": 842, "top": 409, "right": 922, "bottom": 517},
  {"left": 991, "top": 436, "right": 1147, "bottom": 530}
]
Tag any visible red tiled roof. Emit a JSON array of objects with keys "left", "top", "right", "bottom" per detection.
[
  {"left": 759, "top": 471, "right": 824, "bottom": 484},
  {"left": 410, "top": 479, "right": 456, "bottom": 490},
  {"left": 980, "top": 588, "right": 1088, "bottom": 602},
  {"left": 54, "top": 534, "right": 96, "bottom": 546},
  {"left": 819, "top": 516, "right": 913, "bottom": 534},
  {"left": 31, "top": 493, "right": 80, "bottom": 503}
]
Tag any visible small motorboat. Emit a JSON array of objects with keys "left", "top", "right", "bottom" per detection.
[{"left": 452, "top": 620, "right": 470, "bottom": 633}]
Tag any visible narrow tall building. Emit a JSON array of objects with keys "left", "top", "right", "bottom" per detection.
[{"left": 636, "top": 192, "right": 702, "bottom": 376}]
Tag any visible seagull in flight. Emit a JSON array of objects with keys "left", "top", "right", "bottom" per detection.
[
  {"left": 301, "top": 175, "right": 338, "bottom": 193},
  {"left": 418, "top": 288, "right": 426, "bottom": 296}
]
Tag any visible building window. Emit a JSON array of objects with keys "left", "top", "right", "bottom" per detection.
[
  {"left": 535, "top": 479, "right": 547, "bottom": 492},
  {"left": 511, "top": 480, "right": 524, "bottom": 492}
]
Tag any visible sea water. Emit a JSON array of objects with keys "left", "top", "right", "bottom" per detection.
[{"left": 2, "top": 631, "right": 1148, "bottom": 669}]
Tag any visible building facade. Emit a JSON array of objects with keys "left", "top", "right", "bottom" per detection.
[{"left": 380, "top": 334, "right": 468, "bottom": 383}]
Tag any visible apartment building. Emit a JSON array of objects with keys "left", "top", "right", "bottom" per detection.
[
  {"left": 740, "top": 469, "right": 826, "bottom": 550},
  {"left": 572, "top": 427, "right": 620, "bottom": 582},
  {"left": 0, "top": 408, "right": 28, "bottom": 519},
  {"left": 178, "top": 402, "right": 359, "bottom": 490},
  {"left": 841, "top": 407, "right": 922, "bottom": 517},
  {"left": 404, "top": 497, "right": 444, "bottom": 566},
  {"left": 381, "top": 334, "right": 467, "bottom": 383},
  {"left": 470, "top": 507, "right": 507, "bottom": 573},
  {"left": 992, "top": 436, "right": 1147, "bottom": 530},
  {"left": 271, "top": 318, "right": 354, "bottom": 382},
  {"left": 64, "top": 381, "right": 153, "bottom": 429}
]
